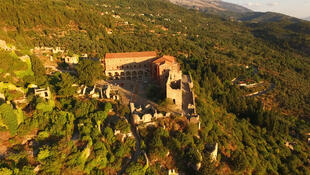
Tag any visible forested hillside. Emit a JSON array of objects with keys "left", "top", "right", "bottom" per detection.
[{"left": 0, "top": 0, "right": 309, "bottom": 174}]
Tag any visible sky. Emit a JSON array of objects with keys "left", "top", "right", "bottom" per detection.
[{"left": 224, "top": 0, "right": 310, "bottom": 18}]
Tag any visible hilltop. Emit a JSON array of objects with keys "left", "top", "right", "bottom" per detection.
[{"left": 0, "top": 0, "right": 309, "bottom": 175}]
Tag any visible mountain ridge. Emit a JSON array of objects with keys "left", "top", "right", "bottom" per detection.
[
  {"left": 304, "top": 16, "right": 310, "bottom": 21},
  {"left": 167, "top": 0, "right": 310, "bottom": 24},
  {"left": 168, "top": 0, "right": 252, "bottom": 13}
]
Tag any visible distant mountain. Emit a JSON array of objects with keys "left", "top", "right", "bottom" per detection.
[
  {"left": 167, "top": 0, "right": 305, "bottom": 24},
  {"left": 304, "top": 16, "right": 310, "bottom": 21},
  {"left": 236, "top": 12, "right": 300, "bottom": 23},
  {"left": 168, "top": 0, "right": 252, "bottom": 13}
]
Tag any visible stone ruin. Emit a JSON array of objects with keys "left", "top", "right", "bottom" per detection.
[
  {"left": 0, "top": 92, "right": 5, "bottom": 100},
  {"left": 166, "top": 70, "right": 182, "bottom": 110},
  {"left": 64, "top": 55, "right": 79, "bottom": 64},
  {"left": 130, "top": 103, "right": 171, "bottom": 125},
  {"left": 168, "top": 169, "right": 179, "bottom": 175},
  {"left": 114, "top": 129, "right": 133, "bottom": 142},
  {"left": 33, "top": 46, "right": 64, "bottom": 54},
  {"left": 34, "top": 87, "right": 51, "bottom": 100},
  {"left": 78, "top": 84, "right": 119, "bottom": 100},
  {"left": 0, "top": 40, "right": 15, "bottom": 51},
  {"left": 210, "top": 143, "right": 218, "bottom": 162}
]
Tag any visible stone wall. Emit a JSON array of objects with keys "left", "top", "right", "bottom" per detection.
[
  {"left": 34, "top": 87, "right": 51, "bottom": 100},
  {"left": 130, "top": 102, "right": 170, "bottom": 125},
  {"left": 166, "top": 70, "right": 182, "bottom": 110}
]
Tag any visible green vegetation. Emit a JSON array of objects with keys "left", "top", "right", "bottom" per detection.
[
  {"left": 0, "top": 103, "right": 18, "bottom": 135},
  {"left": 76, "top": 59, "right": 103, "bottom": 86},
  {"left": 0, "top": 50, "right": 28, "bottom": 82},
  {"left": 54, "top": 72, "right": 77, "bottom": 97},
  {"left": 30, "top": 55, "right": 47, "bottom": 86},
  {"left": 15, "top": 56, "right": 34, "bottom": 78},
  {"left": 0, "top": 0, "right": 309, "bottom": 174}
]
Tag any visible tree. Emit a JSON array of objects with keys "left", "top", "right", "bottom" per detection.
[
  {"left": 115, "top": 118, "right": 130, "bottom": 133},
  {"left": 0, "top": 168, "right": 13, "bottom": 175},
  {"left": 0, "top": 103, "right": 18, "bottom": 135},
  {"left": 37, "top": 146, "right": 50, "bottom": 162},
  {"left": 103, "top": 127, "right": 115, "bottom": 144},
  {"left": 75, "top": 59, "right": 102, "bottom": 86},
  {"left": 126, "top": 162, "right": 145, "bottom": 175},
  {"left": 104, "top": 102, "right": 112, "bottom": 112},
  {"left": 199, "top": 154, "right": 216, "bottom": 175},
  {"left": 30, "top": 55, "right": 47, "bottom": 85},
  {"left": 56, "top": 73, "right": 77, "bottom": 97},
  {"left": 231, "top": 150, "right": 249, "bottom": 171},
  {"left": 92, "top": 111, "right": 108, "bottom": 133},
  {"left": 185, "top": 145, "right": 201, "bottom": 165}
]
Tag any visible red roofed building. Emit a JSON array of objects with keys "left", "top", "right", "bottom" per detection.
[
  {"left": 103, "top": 51, "right": 181, "bottom": 83},
  {"left": 105, "top": 51, "right": 157, "bottom": 59},
  {"left": 151, "top": 55, "right": 180, "bottom": 84},
  {"left": 104, "top": 51, "right": 158, "bottom": 80}
]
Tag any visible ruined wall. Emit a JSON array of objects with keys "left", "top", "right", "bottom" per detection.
[
  {"left": 34, "top": 87, "right": 51, "bottom": 100},
  {"left": 157, "top": 63, "right": 179, "bottom": 83},
  {"left": 166, "top": 70, "right": 182, "bottom": 110},
  {"left": 131, "top": 102, "right": 170, "bottom": 125}
]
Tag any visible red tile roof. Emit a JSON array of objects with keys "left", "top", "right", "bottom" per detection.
[
  {"left": 152, "top": 55, "right": 176, "bottom": 64},
  {"left": 105, "top": 51, "right": 157, "bottom": 59}
]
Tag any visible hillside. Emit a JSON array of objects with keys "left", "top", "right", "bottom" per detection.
[
  {"left": 168, "top": 0, "right": 251, "bottom": 13},
  {"left": 304, "top": 16, "right": 310, "bottom": 21},
  {"left": 236, "top": 12, "right": 300, "bottom": 23},
  {"left": 0, "top": 0, "right": 309, "bottom": 175}
]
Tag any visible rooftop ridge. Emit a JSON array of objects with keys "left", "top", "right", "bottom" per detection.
[
  {"left": 152, "top": 55, "right": 176, "bottom": 64},
  {"left": 105, "top": 51, "right": 157, "bottom": 59}
]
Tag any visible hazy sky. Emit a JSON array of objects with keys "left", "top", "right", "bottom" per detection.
[{"left": 224, "top": 0, "right": 310, "bottom": 18}]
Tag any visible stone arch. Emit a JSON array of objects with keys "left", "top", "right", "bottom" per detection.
[
  {"left": 138, "top": 75, "right": 143, "bottom": 80},
  {"left": 132, "top": 71, "right": 137, "bottom": 80}
]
